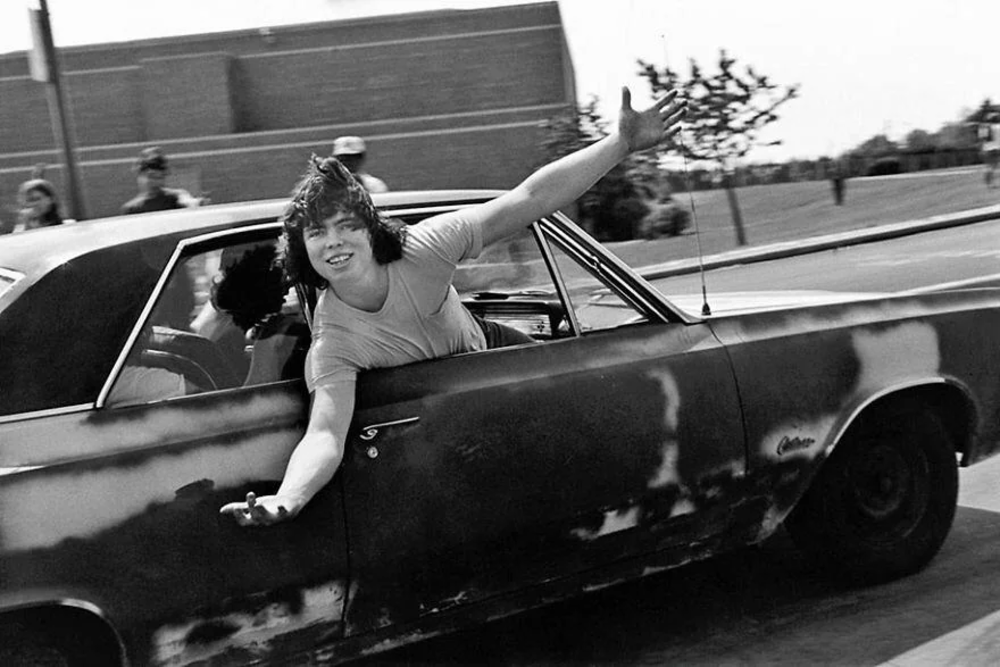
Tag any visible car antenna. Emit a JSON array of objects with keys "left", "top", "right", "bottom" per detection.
[
  {"left": 661, "top": 32, "right": 710, "bottom": 317},
  {"left": 678, "top": 137, "right": 711, "bottom": 317}
]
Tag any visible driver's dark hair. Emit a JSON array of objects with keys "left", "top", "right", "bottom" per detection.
[{"left": 279, "top": 155, "right": 406, "bottom": 289}]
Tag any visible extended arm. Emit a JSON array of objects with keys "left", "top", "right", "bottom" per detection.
[
  {"left": 478, "top": 87, "right": 685, "bottom": 247},
  {"left": 220, "top": 382, "right": 354, "bottom": 526}
]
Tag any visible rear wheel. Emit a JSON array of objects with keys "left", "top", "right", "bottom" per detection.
[{"left": 785, "top": 400, "right": 958, "bottom": 584}]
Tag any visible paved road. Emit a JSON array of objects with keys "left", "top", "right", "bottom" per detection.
[
  {"left": 364, "top": 222, "right": 1000, "bottom": 666},
  {"left": 646, "top": 217, "right": 1000, "bottom": 298}
]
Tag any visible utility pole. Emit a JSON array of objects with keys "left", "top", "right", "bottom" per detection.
[{"left": 27, "top": 0, "right": 87, "bottom": 220}]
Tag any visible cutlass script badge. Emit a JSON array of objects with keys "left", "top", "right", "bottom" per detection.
[{"left": 777, "top": 435, "right": 815, "bottom": 456}]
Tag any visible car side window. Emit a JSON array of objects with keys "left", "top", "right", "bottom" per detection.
[
  {"left": 106, "top": 238, "right": 309, "bottom": 407},
  {"left": 544, "top": 239, "right": 649, "bottom": 332},
  {"left": 452, "top": 223, "right": 647, "bottom": 341},
  {"left": 454, "top": 225, "right": 569, "bottom": 341}
]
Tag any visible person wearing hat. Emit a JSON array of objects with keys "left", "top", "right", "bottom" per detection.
[
  {"left": 331, "top": 136, "right": 388, "bottom": 193},
  {"left": 121, "top": 147, "right": 202, "bottom": 215}
]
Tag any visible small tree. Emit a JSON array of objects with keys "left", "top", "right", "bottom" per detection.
[{"left": 639, "top": 50, "right": 798, "bottom": 245}]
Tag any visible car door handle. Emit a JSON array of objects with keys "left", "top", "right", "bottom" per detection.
[
  {"left": 358, "top": 417, "right": 420, "bottom": 460},
  {"left": 359, "top": 417, "right": 420, "bottom": 441}
]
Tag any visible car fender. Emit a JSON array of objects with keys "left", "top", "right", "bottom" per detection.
[
  {"left": 827, "top": 376, "right": 978, "bottom": 462},
  {"left": 755, "top": 376, "right": 978, "bottom": 541}
]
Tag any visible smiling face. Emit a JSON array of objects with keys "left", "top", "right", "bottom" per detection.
[{"left": 303, "top": 210, "right": 376, "bottom": 286}]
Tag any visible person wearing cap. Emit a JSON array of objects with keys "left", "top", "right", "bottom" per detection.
[
  {"left": 331, "top": 136, "right": 389, "bottom": 194},
  {"left": 220, "top": 86, "right": 686, "bottom": 527},
  {"left": 121, "top": 147, "right": 202, "bottom": 215}
]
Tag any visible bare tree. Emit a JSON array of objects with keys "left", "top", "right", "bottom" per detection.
[{"left": 639, "top": 50, "right": 798, "bottom": 245}]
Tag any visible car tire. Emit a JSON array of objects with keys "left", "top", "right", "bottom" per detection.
[{"left": 784, "top": 399, "right": 958, "bottom": 584}]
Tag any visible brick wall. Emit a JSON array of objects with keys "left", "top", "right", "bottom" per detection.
[
  {"left": 0, "top": 2, "right": 574, "bottom": 219},
  {"left": 141, "top": 53, "right": 235, "bottom": 140}
]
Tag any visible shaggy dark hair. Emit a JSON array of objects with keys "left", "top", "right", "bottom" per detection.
[
  {"left": 211, "top": 244, "right": 286, "bottom": 332},
  {"left": 279, "top": 155, "right": 406, "bottom": 289}
]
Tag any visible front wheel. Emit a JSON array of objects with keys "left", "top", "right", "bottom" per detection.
[{"left": 785, "top": 400, "right": 958, "bottom": 584}]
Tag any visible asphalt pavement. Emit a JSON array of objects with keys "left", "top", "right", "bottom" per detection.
[{"left": 648, "top": 216, "right": 1000, "bottom": 299}]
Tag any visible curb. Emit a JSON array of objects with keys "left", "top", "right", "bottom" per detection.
[{"left": 637, "top": 203, "right": 1000, "bottom": 281}]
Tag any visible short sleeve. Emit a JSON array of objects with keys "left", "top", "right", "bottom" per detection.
[
  {"left": 304, "top": 334, "right": 358, "bottom": 393},
  {"left": 410, "top": 210, "right": 484, "bottom": 266}
]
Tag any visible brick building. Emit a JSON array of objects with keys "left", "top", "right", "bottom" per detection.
[{"left": 0, "top": 2, "right": 575, "bottom": 219}]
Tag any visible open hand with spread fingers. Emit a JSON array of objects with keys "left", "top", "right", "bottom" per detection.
[
  {"left": 219, "top": 491, "right": 295, "bottom": 527},
  {"left": 618, "top": 86, "right": 686, "bottom": 153}
]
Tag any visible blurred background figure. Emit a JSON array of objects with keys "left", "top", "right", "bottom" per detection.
[
  {"left": 332, "top": 135, "right": 388, "bottom": 193},
  {"left": 3, "top": 166, "right": 66, "bottom": 234},
  {"left": 121, "top": 147, "right": 202, "bottom": 215},
  {"left": 979, "top": 111, "right": 1000, "bottom": 189},
  {"left": 830, "top": 159, "right": 848, "bottom": 205}
]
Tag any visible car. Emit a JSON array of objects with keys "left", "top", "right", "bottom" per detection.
[{"left": 2, "top": 190, "right": 999, "bottom": 666}]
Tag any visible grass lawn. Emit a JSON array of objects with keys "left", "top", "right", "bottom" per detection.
[{"left": 608, "top": 167, "right": 1000, "bottom": 269}]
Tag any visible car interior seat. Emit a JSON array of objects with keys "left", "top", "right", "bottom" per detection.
[{"left": 146, "top": 325, "right": 241, "bottom": 390}]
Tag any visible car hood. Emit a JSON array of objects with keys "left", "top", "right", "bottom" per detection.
[{"left": 667, "top": 289, "right": 889, "bottom": 318}]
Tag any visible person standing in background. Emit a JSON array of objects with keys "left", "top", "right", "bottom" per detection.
[
  {"left": 332, "top": 136, "right": 389, "bottom": 193},
  {"left": 3, "top": 177, "right": 65, "bottom": 234},
  {"left": 980, "top": 111, "right": 1000, "bottom": 189},
  {"left": 830, "top": 159, "right": 848, "bottom": 205},
  {"left": 121, "top": 147, "right": 202, "bottom": 215}
]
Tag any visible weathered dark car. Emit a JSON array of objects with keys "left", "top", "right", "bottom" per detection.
[{"left": 2, "top": 191, "right": 999, "bottom": 665}]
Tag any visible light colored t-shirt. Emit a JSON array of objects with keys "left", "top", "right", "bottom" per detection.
[{"left": 305, "top": 210, "right": 486, "bottom": 392}]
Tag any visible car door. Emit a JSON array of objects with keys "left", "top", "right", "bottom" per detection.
[
  {"left": 0, "top": 226, "right": 349, "bottom": 666},
  {"left": 340, "top": 221, "right": 745, "bottom": 636}
]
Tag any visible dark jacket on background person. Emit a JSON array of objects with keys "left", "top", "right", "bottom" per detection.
[{"left": 120, "top": 189, "right": 187, "bottom": 215}]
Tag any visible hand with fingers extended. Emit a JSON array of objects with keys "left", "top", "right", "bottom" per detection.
[
  {"left": 618, "top": 86, "right": 686, "bottom": 154},
  {"left": 220, "top": 491, "right": 300, "bottom": 527}
]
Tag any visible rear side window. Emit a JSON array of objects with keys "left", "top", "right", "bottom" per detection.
[{"left": 106, "top": 236, "right": 310, "bottom": 407}]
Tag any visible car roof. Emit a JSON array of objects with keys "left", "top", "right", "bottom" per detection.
[{"left": 0, "top": 190, "right": 503, "bottom": 280}]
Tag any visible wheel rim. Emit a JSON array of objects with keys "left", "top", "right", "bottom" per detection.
[{"left": 842, "top": 440, "right": 930, "bottom": 544}]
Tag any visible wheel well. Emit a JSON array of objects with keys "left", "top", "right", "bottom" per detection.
[
  {"left": 0, "top": 605, "right": 124, "bottom": 666},
  {"left": 845, "top": 384, "right": 975, "bottom": 461}
]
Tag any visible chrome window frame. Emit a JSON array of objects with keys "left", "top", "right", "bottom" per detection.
[{"left": 539, "top": 213, "right": 696, "bottom": 326}]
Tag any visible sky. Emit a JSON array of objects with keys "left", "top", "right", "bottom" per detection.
[{"left": 2, "top": 0, "right": 999, "bottom": 163}]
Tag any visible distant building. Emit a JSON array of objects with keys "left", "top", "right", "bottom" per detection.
[{"left": 0, "top": 2, "right": 575, "bottom": 217}]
